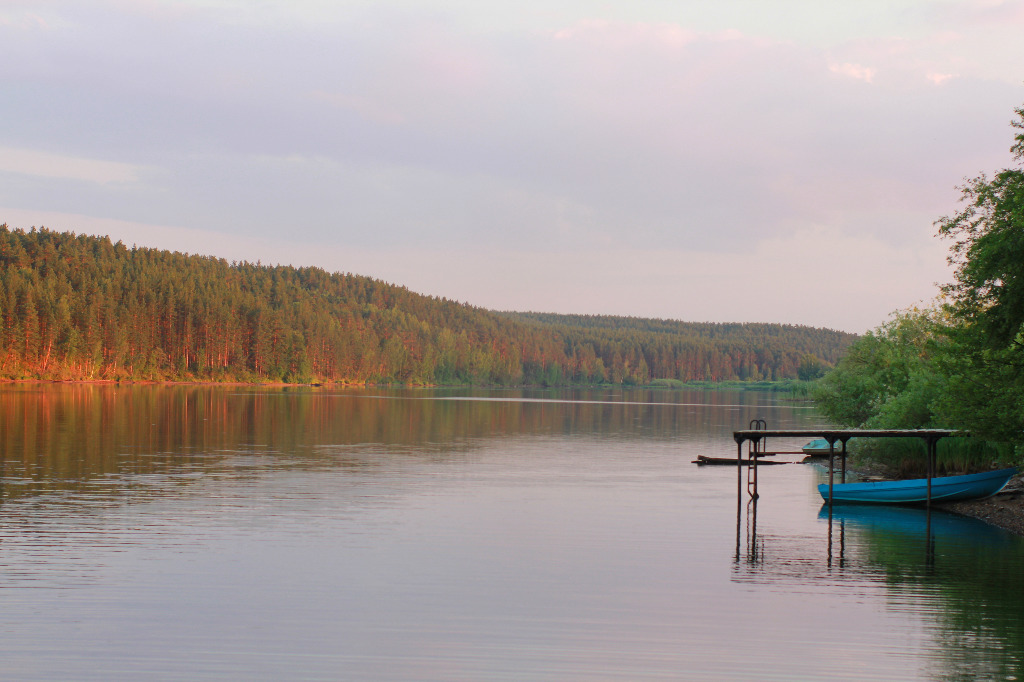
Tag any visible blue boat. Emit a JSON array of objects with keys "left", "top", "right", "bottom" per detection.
[
  {"left": 818, "top": 467, "right": 1017, "bottom": 504},
  {"left": 802, "top": 439, "right": 834, "bottom": 456},
  {"left": 802, "top": 438, "right": 856, "bottom": 456}
]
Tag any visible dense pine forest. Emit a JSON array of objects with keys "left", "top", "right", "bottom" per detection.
[{"left": 0, "top": 225, "right": 856, "bottom": 385}]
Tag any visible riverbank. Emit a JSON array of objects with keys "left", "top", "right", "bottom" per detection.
[{"left": 939, "top": 479, "right": 1024, "bottom": 535}]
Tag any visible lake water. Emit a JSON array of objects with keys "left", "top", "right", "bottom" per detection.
[{"left": 0, "top": 385, "right": 1022, "bottom": 681}]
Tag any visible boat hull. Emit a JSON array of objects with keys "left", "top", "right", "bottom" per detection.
[
  {"left": 802, "top": 438, "right": 834, "bottom": 457},
  {"left": 818, "top": 467, "right": 1017, "bottom": 504}
]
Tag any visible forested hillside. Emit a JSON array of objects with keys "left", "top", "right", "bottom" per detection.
[{"left": 0, "top": 225, "right": 856, "bottom": 384}]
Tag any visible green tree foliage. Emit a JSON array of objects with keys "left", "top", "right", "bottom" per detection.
[
  {"left": 0, "top": 226, "right": 856, "bottom": 385},
  {"left": 816, "top": 103, "right": 1024, "bottom": 448},
  {"left": 797, "top": 354, "right": 827, "bottom": 381},
  {"left": 938, "top": 104, "right": 1024, "bottom": 348},
  {"left": 813, "top": 306, "right": 948, "bottom": 428},
  {"left": 931, "top": 104, "right": 1024, "bottom": 443}
]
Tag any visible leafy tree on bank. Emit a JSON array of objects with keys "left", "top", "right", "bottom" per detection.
[
  {"left": 815, "top": 103, "right": 1024, "bottom": 450},
  {"left": 813, "top": 305, "right": 949, "bottom": 429},
  {"left": 932, "top": 104, "right": 1024, "bottom": 444}
]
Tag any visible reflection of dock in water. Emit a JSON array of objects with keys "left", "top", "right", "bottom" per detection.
[
  {"left": 723, "top": 421, "right": 1024, "bottom": 681},
  {"left": 732, "top": 486, "right": 1017, "bottom": 584},
  {"left": 727, "top": 422, "right": 1019, "bottom": 580}
]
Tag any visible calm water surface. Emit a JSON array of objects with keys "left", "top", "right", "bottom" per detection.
[{"left": 0, "top": 385, "right": 1022, "bottom": 681}]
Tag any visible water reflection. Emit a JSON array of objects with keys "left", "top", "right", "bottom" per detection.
[
  {"left": 3, "top": 384, "right": 1023, "bottom": 681},
  {"left": 735, "top": 486, "right": 1024, "bottom": 681},
  {"left": 825, "top": 505, "right": 1024, "bottom": 681},
  {"left": 0, "top": 384, "right": 803, "bottom": 505}
]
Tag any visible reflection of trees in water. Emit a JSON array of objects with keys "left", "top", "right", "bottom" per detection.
[
  {"left": 0, "top": 385, "right": 807, "bottom": 503},
  {"left": 859, "top": 512, "right": 1024, "bottom": 682},
  {"left": 733, "top": 502, "right": 1024, "bottom": 681},
  {"left": 0, "top": 385, "right": 475, "bottom": 502}
]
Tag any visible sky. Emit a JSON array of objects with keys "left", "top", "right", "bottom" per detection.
[{"left": 2, "top": 0, "right": 1023, "bottom": 333}]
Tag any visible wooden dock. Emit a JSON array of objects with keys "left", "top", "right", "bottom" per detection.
[{"left": 731, "top": 427, "right": 964, "bottom": 507}]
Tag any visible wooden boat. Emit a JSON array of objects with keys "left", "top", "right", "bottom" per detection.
[
  {"left": 693, "top": 455, "right": 788, "bottom": 466},
  {"left": 817, "top": 467, "right": 1017, "bottom": 504}
]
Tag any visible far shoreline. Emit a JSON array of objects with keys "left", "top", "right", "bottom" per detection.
[{"left": 0, "top": 378, "right": 815, "bottom": 391}]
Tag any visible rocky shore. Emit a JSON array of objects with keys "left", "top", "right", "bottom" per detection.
[{"left": 938, "top": 479, "right": 1024, "bottom": 536}]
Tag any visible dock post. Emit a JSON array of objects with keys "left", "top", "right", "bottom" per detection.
[
  {"left": 748, "top": 436, "right": 759, "bottom": 499},
  {"left": 826, "top": 506, "right": 832, "bottom": 568},
  {"left": 736, "top": 439, "right": 743, "bottom": 561},
  {"left": 926, "top": 437, "right": 935, "bottom": 509},
  {"left": 841, "top": 439, "right": 847, "bottom": 483},
  {"left": 753, "top": 437, "right": 758, "bottom": 499},
  {"left": 828, "top": 440, "right": 835, "bottom": 506},
  {"left": 746, "top": 419, "right": 765, "bottom": 500}
]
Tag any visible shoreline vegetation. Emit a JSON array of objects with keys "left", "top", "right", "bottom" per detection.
[
  {"left": 814, "top": 102, "right": 1024, "bottom": 533},
  {"left": 813, "top": 104, "right": 1024, "bottom": 467},
  {"left": 0, "top": 376, "right": 817, "bottom": 394}
]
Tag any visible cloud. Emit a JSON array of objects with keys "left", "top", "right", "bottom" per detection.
[
  {"left": 926, "top": 71, "right": 956, "bottom": 85},
  {"left": 553, "top": 19, "right": 699, "bottom": 49},
  {"left": 0, "top": 11, "right": 50, "bottom": 29},
  {"left": 934, "top": 0, "right": 1024, "bottom": 26},
  {"left": 310, "top": 91, "right": 405, "bottom": 125},
  {"left": 0, "top": 147, "right": 141, "bottom": 183},
  {"left": 828, "top": 61, "right": 876, "bottom": 83}
]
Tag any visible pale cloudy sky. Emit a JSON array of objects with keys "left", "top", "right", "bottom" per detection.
[{"left": 2, "top": 0, "right": 1023, "bottom": 333}]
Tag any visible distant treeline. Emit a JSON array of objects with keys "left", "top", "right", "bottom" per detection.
[{"left": 0, "top": 226, "right": 856, "bottom": 384}]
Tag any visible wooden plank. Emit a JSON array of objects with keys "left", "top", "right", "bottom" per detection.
[{"left": 693, "top": 455, "right": 789, "bottom": 466}]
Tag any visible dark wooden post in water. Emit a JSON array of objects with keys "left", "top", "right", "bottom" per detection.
[
  {"left": 827, "top": 439, "right": 835, "bottom": 505},
  {"left": 730, "top": 428, "right": 962, "bottom": 508},
  {"left": 736, "top": 439, "right": 743, "bottom": 495},
  {"left": 735, "top": 438, "right": 743, "bottom": 562},
  {"left": 926, "top": 435, "right": 938, "bottom": 509},
  {"left": 826, "top": 436, "right": 850, "bottom": 501},
  {"left": 841, "top": 439, "right": 848, "bottom": 483}
]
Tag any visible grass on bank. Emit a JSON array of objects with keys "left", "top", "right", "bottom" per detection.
[
  {"left": 847, "top": 437, "right": 1020, "bottom": 477},
  {"left": 648, "top": 378, "right": 814, "bottom": 394}
]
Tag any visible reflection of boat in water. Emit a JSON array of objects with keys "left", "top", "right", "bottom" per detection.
[
  {"left": 818, "top": 503, "right": 1013, "bottom": 546},
  {"left": 818, "top": 467, "right": 1017, "bottom": 504},
  {"left": 692, "top": 455, "right": 788, "bottom": 466}
]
